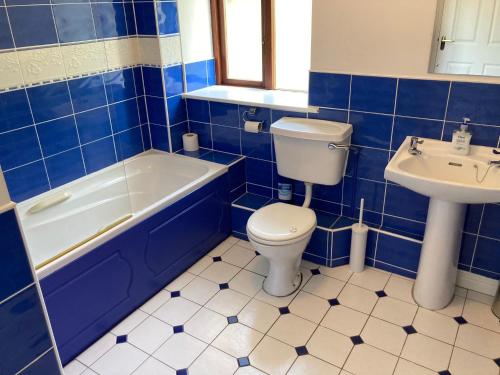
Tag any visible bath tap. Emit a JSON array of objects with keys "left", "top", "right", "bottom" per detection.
[{"left": 408, "top": 136, "right": 424, "bottom": 155}]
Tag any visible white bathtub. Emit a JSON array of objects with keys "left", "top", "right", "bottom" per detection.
[{"left": 17, "top": 150, "right": 228, "bottom": 278}]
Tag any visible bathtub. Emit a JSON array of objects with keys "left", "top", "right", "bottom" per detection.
[{"left": 18, "top": 150, "right": 232, "bottom": 364}]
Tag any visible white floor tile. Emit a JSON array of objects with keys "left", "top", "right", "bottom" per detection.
[
  {"left": 401, "top": 333, "right": 453, "bottom": 371},
  {"left": 307, "top": 326, "right": 353, "bottom": 368},
  {"left": 139, "top": 290, "right": 171, "bottom": 314},
  {"left": 181, "top": 277, "right": 220, "bottom": 305},
  {"left": 229, "top": 269, "right": 264, "bottom": 297},
  {"left": 413, "top": 308, "right": 458, "bottom": 344},
  {"left": 455, "top": 286, "right": 468, "bottom": 298},
  {"left": 200, "top": 261, "right": 241, "bottom": 284},
  {"left": 253, "top": 287, "right": 299, "bottom": 308},
  {"left": 153, "top": 333, "right": 207, "bottom": 369},
  {"left": 371, "top": 296, "right": 417, "bottom": 326},
  {"left": 462, "top": 299, "right": 500, "bottom": 333},
  {"left": 337, "top": 284, "right": 378, "bottom": 314},
  {"left": 344, "top": 344, "right": 398, "bottom": 375},
  {"left": 184, "top": 307, "right": 227, "bottom": 343},
  {"left": 268, "top": 313, "right": 317, "bottom": 347},
  {"left": 188, "top": 257, "right": 213, "bottom": 275},
  {"left": 360, "top": 317, "right": 406, "bottom": 356},
  {"left": 111, "top": 310, "right": 149, "bottom": 336},
  {"left": 189, "top": 346, "right": 238, "bottom": 375},
  {"left": 302, "top": 274, "right": 345, "bottom": 300},
  {"left": 90, "top": 343, "right": 148, "bottom": 375},
  {"left": 153, "top": 297, "right": 200, "bottom": 326},
  {"left": 77, "top": 333, "right": 116, "bottom": 366},
  {"left": 455, "top": 323, "right": 500, "bottom": 359},
  {"left": 132, "top": 357, "right": 175, "bottom": 375},
  {"left": 245, "top": 256, "right": 270, "bottom": 276},
  {"left": 288, "top": 291, "right": 330, "bottom": 323},
  {"left": 238, "top": 299, "right": 280, "bottom": 333},
  {"left": 127, "top": 316, "right": 173, "bottom": 354},
  {"left": 319, "top": 264, "right": 353, "bottom": 282},
  {"left": 249, "top": 336, "right": 297, "bottom": 375},
  {"left": 287, "top": 355, "right": 341, "bottom": 375},
  {"left": 206, "top": 289, "right": 250, "bottom": 316},
  {"left": 321, "top": 305, "right": 368, "bottom": 337},
  {"left": 208, "top": 237, "right": 238, "bottom": 257},
  {"left": 466, "top": 290, "right": 496, "bottom": 305},
  {"left": 234, "top": 366, "right": 267, "bottom": 375},
  {"left": 212, "top": 323, "right": 263, "bottom": 357},
  {"left": 64, "top": 360, "right": 87, "bottom": 375},
  {"left": 165, "top": 272, "right": 196, "bottom": 291},
  {"left": 81, "top": 370, "right": 98, "bottom": 375},
  {"left": 383, "top": 274, "right": 416, "bottom": 304},
  {"left": 437, "top": 295, "right": 465, "bottom": 318},
  {"left": 237, "top": 239, "right": 253, "bottom": 249},
  {"left": 449, "top": 347, "right": 500, "bottom": 375},
  {"left": 348, "top": 267, "right": 390, "bottom": 292},
  {"left": 222, "top": 244, "right": 256, "bottom": 267},
  {"left": 393, "top": 359, "right": 435, "bottom": 375}
]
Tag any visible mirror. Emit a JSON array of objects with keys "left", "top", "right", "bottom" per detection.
[{"left": 429, "top": 0, "right": 500, "bottom": 77}]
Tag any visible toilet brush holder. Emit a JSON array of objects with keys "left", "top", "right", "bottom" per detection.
[{"left": 350, "top": 223, "right": 368, "bottom": 273}]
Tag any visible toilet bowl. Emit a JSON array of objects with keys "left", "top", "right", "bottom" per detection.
[{"left": 247, "top": 203, "right": 316, "bottom": 296}]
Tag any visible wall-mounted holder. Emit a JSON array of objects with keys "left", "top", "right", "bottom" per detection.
[{"left": 243, "top": 107, "right": 262, "bottom": 133}]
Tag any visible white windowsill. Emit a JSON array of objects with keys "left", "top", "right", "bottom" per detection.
[{"left": 182, "top": 85, "right": 318, "bottom": 113}]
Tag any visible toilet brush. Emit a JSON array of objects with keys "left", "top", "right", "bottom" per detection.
[{"left": 349, "top": 198, "right": 369, "bottom": 273}]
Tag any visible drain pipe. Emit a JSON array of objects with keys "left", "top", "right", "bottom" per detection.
[{"left": 303, "top": 182, "right": 313, "bottom": 208}]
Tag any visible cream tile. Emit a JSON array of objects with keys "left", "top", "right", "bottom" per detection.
[
  {"left": 81, "top": 370, "right": 98, "bottom": 375},
  {"left": 91, "top": 343, "right": 148, "bottom": 375},
  {"left": 188, "top": 257, "right": 212, "bottom": 275},
  {"left": 254, "top": 288, "right": 295, "bottom": 308},
  {"left": 383, "top": 274, "right": 416, "bottom": 304},
  {"left": 189, "top": 346, "right": 237, "bottom": 375},
  {"left": 159, "top": 35, "right": 182, "bottom": 66},
  {"left": 413, "top": 308, "right": 458, "bottom": 344},
  {"left": 181, "top": 277, "right": 219, "bottom": 305},
  {"left": 184, "top": 307, "right": 227, "bottom": 343},
  {"left": 222, "top": 244, "right": 256, "bottom": 267},
  {"left": 18, "top": 46, "right": 66, "bottom": 86},
  {"left": 238, "top": 299, "right": 280, "bottom": 333},
  {"left": 127, "top": 316, "right": 173, "bottom": 354},
  {"left": 229, "top": 269, "right": 264, "bottom": 297},
  {"left": 319, "top": 265, "right": 353, "bottom": 282},
  {"left": 371, "top": 296, "right": 417, "bottom": 326},
  {"left": 393, "top": 359, "right": 435, "bottom": 375},
  {"left": 205, "top": 289, "right": 250, "bottom": 316},
  {"left": 137, "top": 37, "right": 161, "bottom": 66},
  {"left": 455, "top": 286, "right": 468, "bottom": 298},
  {"left": 77, "top": 333, "right": 116, "bottom": 366},
  {"left": 462, "top": 299, "right": 500, "bottom": 333},
  {"left": 249, "top": 336, "right": 297, "bottom": 375},
  {"left": 321, "top": 305, "right": 368, "bottom": 336},
  {"left": 302, "top": 274, "right": 345, "bottom": 299},
  {"left": 289, "top": 291, "right": 330, "bottom": 323},
  {"left": 455, "top": 323, "right": 500, "bottom": 358},
  {"left": 209, "top": 237, "right": 238, "bottom": 257},
  {"left": 268, "top": 313, "right": 317, "bottom": 347},
  {"left": 165, "top": 272, "right": 196, "bottom": 291},
  {"left": 132, "top": 357, "right": 175, "bottom": 375},
  {"left": 104, "top": 38, "right": 139, "bottom": 69},
  {"left": 64, "top": 360, "right": 87, "bottom": 375},
  {"left": 401, "top": 333, "right": 453, "bottom": 371},
  {"left": 140, "top": 290, "right": 171, "bottom": 314},
  {"left": 237, "top": 239, "right": 253, "bottom": 249},
  {"left": 344, "top": 344, "right": 398, "bottom": 375},
  {"left": 62, "top": 41, "right": 107, "bottom": 77},
  {"left": 436, "top": 295, "right": 465, "bottom": 318},
  {"left": 234, "top": 366, "right": 266, "bottom": 375},
  {"left": 111, "top": 310, "right": 148, "bottom": 336},
  {"left": 360, "top": 317, "right": 406, "bottom": 356},
  {"left": 0, "top": 51, "right": 24, "bottom": 90},
  {"left": 337, "top": 284, "right": 378, "bottom": 314},
  {"left": 199, "top": 261, "right": 240, "bottom": 284},
  {"left": 153, "top": 333, "right": 207, "bottom": 369},
  {"left": 153, "top": 297, "right": 200, "bottom": 326},
  {"left": 212, "top": 323, "right": 263, "bottom": 357},
  {"left": 348, "top": 267, "right": 390, "bottom": 291},
  {"left": 288, "top": 355, "right": 341, "bottom": 375},
  {"left": 245, "top": 256, "right": 269, "bottom": 276},
  {"left": 449, "top": 347, "right": 499, "bottom": 375},
  {"left": 467, "top": 290, "right": 495, "bottom": 305},
  {"left": 307, "top": 326, "right": 353, "bottom": 368}
]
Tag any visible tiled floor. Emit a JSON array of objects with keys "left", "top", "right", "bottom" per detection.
[{"left": 64, "top": 236, "right": 500, "bottom": 375}]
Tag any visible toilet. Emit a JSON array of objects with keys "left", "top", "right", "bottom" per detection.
[{"left": 247, "top": 117, "right": 353, "bottom": 296}]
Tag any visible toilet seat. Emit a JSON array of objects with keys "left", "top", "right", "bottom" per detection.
[{"left": 247, "top": 203, "right": 317, "bottom": 246}]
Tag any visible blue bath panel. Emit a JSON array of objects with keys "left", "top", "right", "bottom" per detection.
[{"left": 40, "top": 174, "right": 231, "bottom": 364}]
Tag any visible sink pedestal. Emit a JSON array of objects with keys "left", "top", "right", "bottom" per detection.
[{"left": 413, "top": 198, "right": 466, "bottom": 310}]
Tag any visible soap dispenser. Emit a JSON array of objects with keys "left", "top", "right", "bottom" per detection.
[{"left": 452, "top": 118, "right": 472, "bottom": 155}]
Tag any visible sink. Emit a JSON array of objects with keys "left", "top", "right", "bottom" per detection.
[{"left": 385, "top": 137, "right": 500, "bottom": 309}]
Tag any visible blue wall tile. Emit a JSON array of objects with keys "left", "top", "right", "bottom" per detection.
[
  {"left": 384, "top": 184, "right": 429, "bottom": 222},
  {"left": 0, "top": 127, "right": 41, "bottom": 170},
  {"left": 210, "top": 102, "right": 239, "bottom": 127},
  {"left": 37, "top": 116, "right": 79, "bottom": 156},
  {"left": 306, "top": 228, "right": 329, "bottom": 259},
  {"left": 68, "top": 75, "right": 107, "bottom": 112},
  {"left": 146, "top": 96, "right": 167, "bottom": 126},
  {"left": 351, "top": 76, "right": 397, "bottom": 114},
  {"left": 22, "top": 349, "right": 60, "bottom": 375},
  {"left": 241, "top": 132, "right": 272, "bottom": 160},
  {"left": 479, "top": 204, "right": 500, "bottom": 240},
  {"left": 391, "top": 117, "right": 443, "bottom": 150},
  {"left": 141, "top": 125, "right": 151, "bottom": 150},
  {"left": 270, "top": 109, "right": 307, "bottom": 123},
  {"left": 376, "top": 234, "right": 422, "bottom": 272},
  {"left": 458, "top": 233, "right": 476, "bottom": 268},
  {"left": 308, "top": 108, "right": 348, "bottom": 123},
  {"left": 53, "top": 4, "right": 96, "bottom": 43},
  {"left": 156, "top": 1, "right": 179, "bottom": 35},
  {"left": 0, "top": 90, "right": 33, "bottom": 133},
  {"left": 0, "top": 7, "right": 14, "bottom": 49},
  {"left": 170, "top": 122, "right": 188, "bottom": 152},
  {"left": 142, "top": 67, "right": 164, "bottom": 97},
  {"left": 231, "top": 206, "right": 252, "bottom": 234},
  {"left": 349, "top": 112, "right": 393, "bottom": 149},
  {"left": 189, "top": 121, "right": 212, "bottom": 148},
  {"left": 164, "top": 65, "right": 184, "bottom": 98},
  {"left": 137, "top": 96, "right": 148, "bottom": 125},
  {"left": 150, "top": 124, "right": 170, "bottom": 151},
  {"left": 124, "top": 3, "right": 136, "bottom": 36},
  {"left": 212, "top": 125, "right": 240, "bottom": 154},
  {"left": 27, "top": 82, "right": 72, "bottom": 123},
  {"left": 246, "top": 157, "right": 272, "bottom": 187},
  {"left": 92, "top": 3, "right": 127, "bottom": 39},
  {"left": 187, "top": 100, "right": 210, "bottom": 123},
  {"left": 103, "top": 69, "right": 136, "bottom": 103},
  {"left": 134, "top": 2, "right": 156, "bottom": 35},
  {"left": 82, "top": 137, "right": 116, "bottom": 173},
  {"left": 473, "top": 237, "right": 500, "bottom": 277},
  {"left": 8, "top": 5, "right": 58, "bottom": 47},
  {"left": 442, "top": 122, "right": 500, "bottom": 148},
  {"left": 133, "top": 67, "right": 145, "bottom": 96},
  {"left": 45, "top": 148, "right": 85, "bottom": 187},
  {"left": 167, "top": 95, "right": 187, "bottom": 125},
  {"left": 309, "top": 72, "right": 350, "bottom": 109},
  {"left": 207, "top": 59, "right": 216, "bottom": 86},
  {"left": 396, "top": 79, "right": 449, "bottom": 119},
  {"left": 75, "top": 107, "right": 112, "bottom": 144},
  {"left": 3, "top": 161, "right": 49, "bottom": 202},
  {"left": 185, "top": 61, "right": 207, "bottom": 92},
  {"left": 109, "top": 99, "right": 140, "bottom": 133},
  {"left": 356, "top": 147, "right": 388, "bottom": 182},
  {"left": 115, "top": 126, "right": 143, "bottom": 160}
]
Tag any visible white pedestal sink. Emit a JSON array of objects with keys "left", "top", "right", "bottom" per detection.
[{"left": 385, "top": 137, "right": 500, "bottom": 310}]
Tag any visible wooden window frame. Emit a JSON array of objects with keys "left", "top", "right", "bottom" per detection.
[{"left": 210, "top": 0, "right": 274, "bottom": 89}]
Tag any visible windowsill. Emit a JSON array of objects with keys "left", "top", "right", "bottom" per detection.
[{"left": 182, "top": 85, "right": 318, "bottom": 113}]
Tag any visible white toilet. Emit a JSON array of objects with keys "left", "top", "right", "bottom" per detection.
[{"left": 247, "top": 117, "right": 353, "bottom": 296}]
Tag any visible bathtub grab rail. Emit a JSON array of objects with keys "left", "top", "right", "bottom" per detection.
[{"left": 28, "top": 192, "right": 71, "bottom": 214}]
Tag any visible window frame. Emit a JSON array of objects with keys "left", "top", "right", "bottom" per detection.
[{"left": 210, "top": 0, "right": 274, "bottom": 89}]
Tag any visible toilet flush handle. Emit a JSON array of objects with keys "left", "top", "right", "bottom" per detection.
[{"left": 328, "top": 143, "right": 350, "bottom": 151}]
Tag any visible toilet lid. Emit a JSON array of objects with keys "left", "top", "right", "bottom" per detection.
[{"left": 247, "top": 203, "right": 317, "bottom": 243}]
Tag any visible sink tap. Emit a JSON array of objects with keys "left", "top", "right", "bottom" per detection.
[
  {"left": 488, "top": 160, "right": 500, "bottom": 166},
  {"left": 408, "top": 137, "right": 424, "bottom": 155}
]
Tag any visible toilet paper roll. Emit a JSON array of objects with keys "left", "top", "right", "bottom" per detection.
[
  {"left": 244, "top": 121, "right": 262, "bottom": 133},
  {"left": 182, "top": 133, "right": 199, "bottom": 152}
]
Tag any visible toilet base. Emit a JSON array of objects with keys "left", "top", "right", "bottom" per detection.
[{"left": 264, "top": 270, "right": 303, "bottom": 297}]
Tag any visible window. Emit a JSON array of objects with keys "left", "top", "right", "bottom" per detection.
[{"left": 211, "top": 0, "right": 312, "bottom": 91}]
